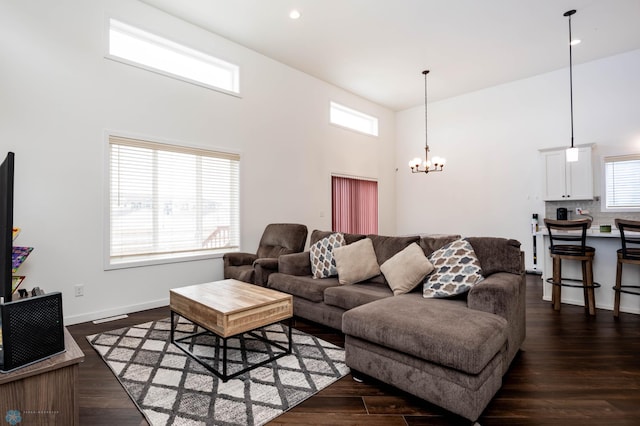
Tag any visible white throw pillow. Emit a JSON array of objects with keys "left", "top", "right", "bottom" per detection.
[
  {"left": 423, "top": 239, "right": 483, "bottom": 298},
  {"left": 310, "top": 233, "right": 345, "bottom": 279},
  {"left": 333, "top": 238, "right": 381, "bottom": 285},
  {"left": 381, "top": 242, "right": 434, "bottom": 295}
]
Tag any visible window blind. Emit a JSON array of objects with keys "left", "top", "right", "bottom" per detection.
[
  {"left": 108, "top": 135, "right": 240, "bottom": 264},
  {"left": 331, "top": 175, "right": 378, "bottom": 234},
  {"left": 604, "top": 155, "right": 640, "bottom": 209}
]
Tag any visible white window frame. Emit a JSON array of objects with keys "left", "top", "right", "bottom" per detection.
[
  {"left": 105, "top": 18, "right": 240, "bottom": 96},
  {"left": 601, "top": 154, "right": 640, "bottom": 212},
  {"left": 104, "top": 132, "right": 240, "bottom": 270},
  {"left": 329, "top": 102, "right": 379, "bottom": 136}
]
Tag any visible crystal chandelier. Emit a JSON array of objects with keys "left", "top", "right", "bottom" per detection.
[{"left": 409, "top": 70, "right": 445, "bottom": 174}]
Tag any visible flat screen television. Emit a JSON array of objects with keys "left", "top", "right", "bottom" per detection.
[
  {"left": 0, "top": 153, "right": 66, "bottom": 371},
  {"left": 0, "top": 152, "right": 15, "bottom": 303}
]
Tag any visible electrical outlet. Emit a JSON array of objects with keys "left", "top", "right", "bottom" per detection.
[
  {"left": 74, "top": 284, "right": 84, "bottom": 297},
  {"left": 575, "top": 207, "right": 582, "bottom": 214}
]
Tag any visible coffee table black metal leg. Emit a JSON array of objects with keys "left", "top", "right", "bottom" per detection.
[
  {"left": 222, "top": 336, "right": 228, "bottom": 379},
  {"left": 170, "top": 310, "right": 175, "bottom": 344},
  {"left": 170, "top": 314, "right": 294, "bottom": 382}
]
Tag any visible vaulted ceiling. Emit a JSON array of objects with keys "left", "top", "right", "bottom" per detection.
[{"left": 142, "top": 0, "right": 640, "bottom": 110}]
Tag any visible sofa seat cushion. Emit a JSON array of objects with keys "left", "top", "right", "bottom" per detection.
[
  {"left": 267, "top": 273, "right": 339, "bottom": 303},
  {"left": 342, "top": 293, "right": 508, "bottom": 375},
  {"left": 324, "top": 282, "right": 393, "bottom": 311}
]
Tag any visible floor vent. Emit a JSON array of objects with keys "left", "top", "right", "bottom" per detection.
[{"left": 92, "top": 314, "right": 129, "bottom": 324}]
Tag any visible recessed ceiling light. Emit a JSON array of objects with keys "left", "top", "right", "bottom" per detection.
[{"left": 289, "top": 9, "right": 301, "bottom": 20}]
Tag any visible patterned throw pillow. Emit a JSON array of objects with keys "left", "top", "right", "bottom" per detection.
[
  {"left": 310, "top": 233, "right": 345, "bottom": 279},
  {"left": 423, "top": 239, "right": 483, "bottom": 298}
]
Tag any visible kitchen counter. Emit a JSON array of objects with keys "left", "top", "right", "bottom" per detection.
[{"left": 535, "top": 230, "right": 640, "bottom": 315}]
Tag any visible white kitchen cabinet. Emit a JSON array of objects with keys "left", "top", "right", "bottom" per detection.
[{"left": 541, "top": 146, "right": 593, "bottom": 201}]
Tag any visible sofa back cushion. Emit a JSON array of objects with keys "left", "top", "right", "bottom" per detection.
[
  {"left": 419, "top": 234, "right": 461, "bottom": 257},
  {"left": 277, "top": 252, "right": 311, "bottom": 276},
  {"left": 465, "top": 237, "right": 522, "bottom": 275},
  {"left": 366, "top": 234, "right": 420, "bottom": 284},
  {"left": 310, "top": 229, "right": 365, "bottom": 246}
]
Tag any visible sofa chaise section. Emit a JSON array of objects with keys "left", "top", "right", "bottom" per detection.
[
  {"left": 343, "top": 295, "right": 507, "bottom": 421},
  {"left": 342, "top": 237, "right": 525, "bottom": 421}
]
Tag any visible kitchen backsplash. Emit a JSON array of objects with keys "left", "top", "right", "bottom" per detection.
[{"left": 544, "top": 198, "right": 640, "bottom": 228}]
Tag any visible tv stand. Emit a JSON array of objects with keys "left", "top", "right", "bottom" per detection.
[{"left": 0, "top": 328, "right": 84, "bottom": 425}]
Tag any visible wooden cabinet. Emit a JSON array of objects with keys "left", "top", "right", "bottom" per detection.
[
  {"left": 541, "top": 146, "right": 593, "bottom": 201},
  {"left": 0, "top": 329, "right": 84, "bottom": 425}
]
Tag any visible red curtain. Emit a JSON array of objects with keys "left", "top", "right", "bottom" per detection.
[{"left": 331, "top": 176, "right": 378, "bottom": 234}]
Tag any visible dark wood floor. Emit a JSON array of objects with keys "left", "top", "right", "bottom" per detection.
[{"left": 68, "top": 275, "right": 640, "bottom": 425}]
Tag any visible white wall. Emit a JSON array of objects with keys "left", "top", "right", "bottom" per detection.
[
  {"left": 0, "top": 0, "right": 397, "bottom": 324},
  {"left": 396, "top": 48, "right": 640, "bottom": 270}
]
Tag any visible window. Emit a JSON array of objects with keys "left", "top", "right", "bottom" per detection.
[
  {"left": 331, "top": 175, "right": 378, "bottom": 234},
  {"left": 107, "top": 19, "right": 240, "bottom": 95},
  {"left": 330, "top": 102, "right": 379, "bottom": 136},
  {"left": 603, "top": 154, "right": 640, "bottom": 211},
  {"left": 107, "top": 135, "right": 240, "bottom": 268}
]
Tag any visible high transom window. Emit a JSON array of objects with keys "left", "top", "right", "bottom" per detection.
[
  {"left": 107, "top": 18, "right": 240, "bottom": 95},
  {"left": 106, "top": 135, "right": 240, "bottom": 268},
  {"left": 330, "top": 102, "right": 379, "bottom": 136}
]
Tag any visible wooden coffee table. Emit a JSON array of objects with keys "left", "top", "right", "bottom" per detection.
[{"left": 169, "top": 279, "right": 293, "bottom": 381}]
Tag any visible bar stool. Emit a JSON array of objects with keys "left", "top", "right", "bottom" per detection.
[
  {"left": 544, "top": 218, "right": 599, "bottom": 315},
  {"left": 613, "top": 219, "right": 640, "bottom": 318}
]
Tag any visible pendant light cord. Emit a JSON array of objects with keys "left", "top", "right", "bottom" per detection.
[
  {"left": 423, "top": 70, "right": 429, "bottom": 152},
  {"left": 567, "top": 12, "right": 575, "bottom": 149}
]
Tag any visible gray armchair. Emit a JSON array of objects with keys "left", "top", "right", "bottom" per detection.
[{"left": 223, "top": 223, "right": 308, "bottom": 286}]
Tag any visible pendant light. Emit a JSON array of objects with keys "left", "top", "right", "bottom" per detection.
[
  {"left": 409, "top": 70, "right": 445, "bottom": 174},
  {"left": 564, "top": 10, "right": 579, "bottom": 163}
]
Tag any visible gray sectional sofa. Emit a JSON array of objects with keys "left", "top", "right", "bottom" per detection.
[{"left": 266, "top": 230, "right": 525, "bottom": 421}]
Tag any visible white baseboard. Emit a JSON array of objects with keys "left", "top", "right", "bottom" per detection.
[
  {"left": 541, "top": 295, "right": 640, "bottom": 315},
  {"left": 64, "top": 297, "right": 169, "bottom": 325}
]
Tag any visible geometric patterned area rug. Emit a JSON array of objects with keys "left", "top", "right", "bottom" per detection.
[{"left": 87, "top": 317, "right": 349, "bottom": 426}]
